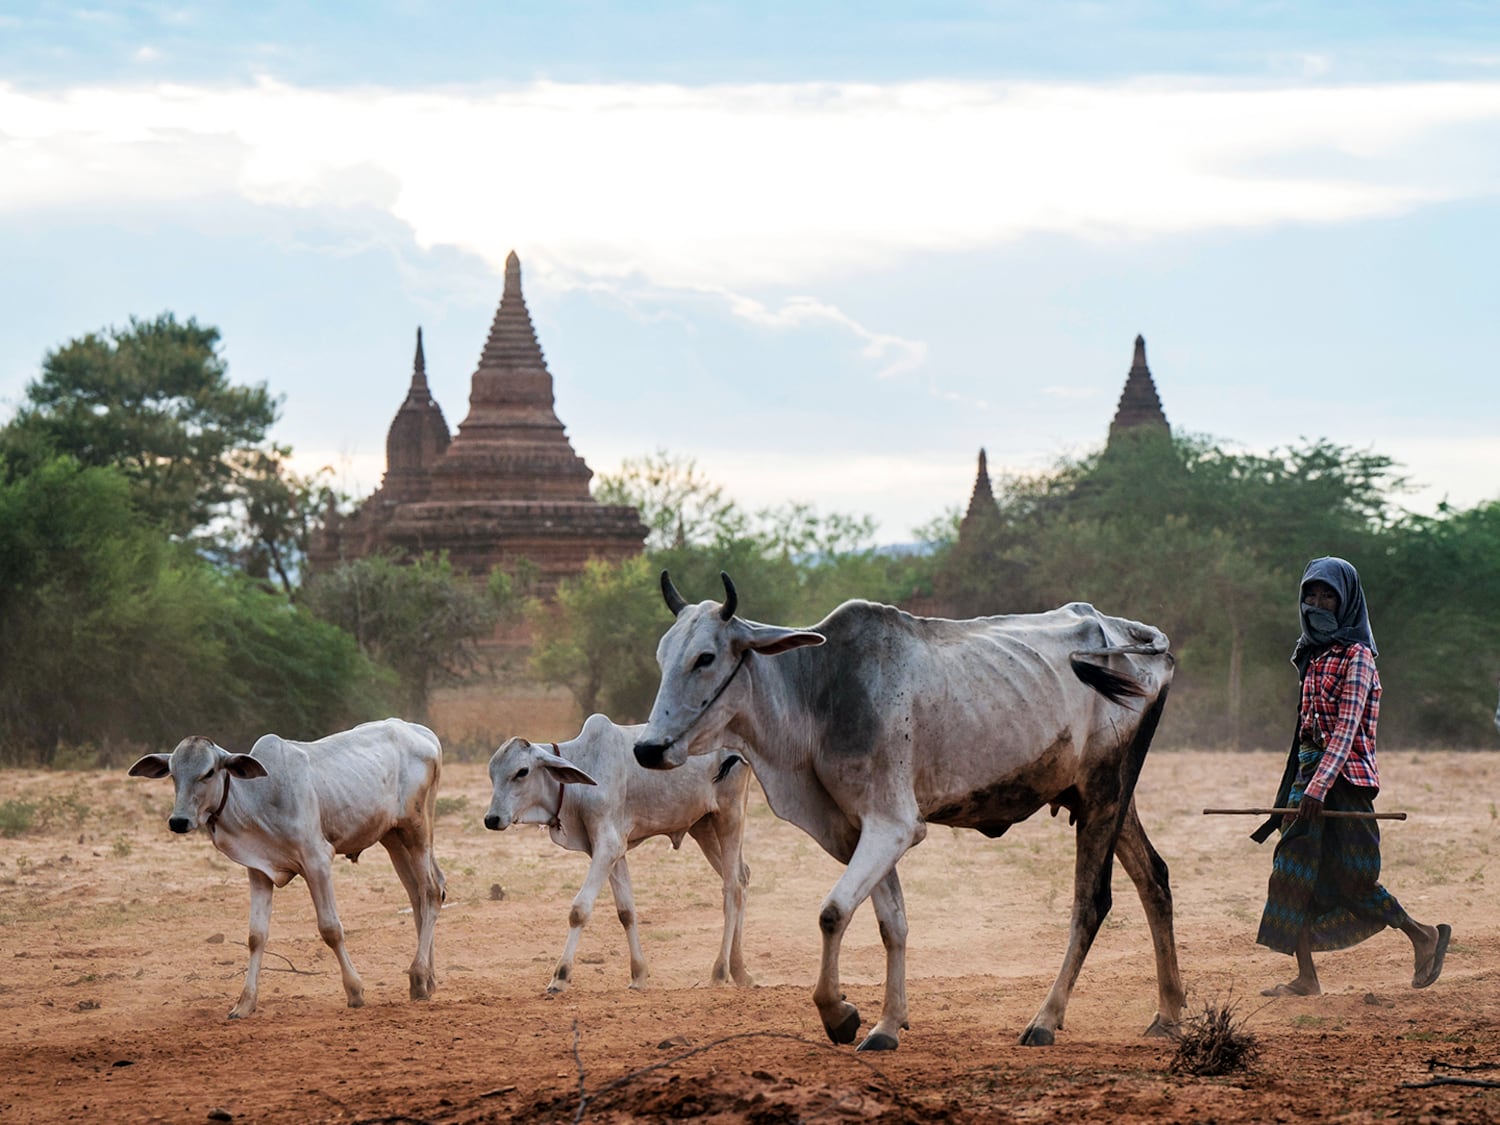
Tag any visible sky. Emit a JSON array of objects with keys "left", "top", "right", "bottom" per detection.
[{"left": 2, "top": 1, "right": 1498, "bottom": 543}]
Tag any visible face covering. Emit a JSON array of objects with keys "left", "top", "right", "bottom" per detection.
[{"left": 1300, "top": 605, "right": 1340, "bottom": 647}]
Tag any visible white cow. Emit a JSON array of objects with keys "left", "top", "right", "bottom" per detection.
[
  {"left": 484, "top": 712, "right": 753, "bottom": 993},
  {"left": 128, "top": 718, "right": 446, "bottom": 1018},
  {"left": 634, "top": 572, "right": 1183, "bottom": 1051}
]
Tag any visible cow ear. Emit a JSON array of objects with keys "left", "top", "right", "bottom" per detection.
[
  {"left": 127, "top": 754, "right": 172, "bottom": 779},
  {"left": 536, "top": 750, "right": 598, "bottom": 787},
  {"left": 224, "top": 754, "right": 268, "bottom": 780},
  {"left": 740, "top": 622, "right": 826, "bottom": 657}
]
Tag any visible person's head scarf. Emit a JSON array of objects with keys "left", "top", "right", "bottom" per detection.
[{"left": 1291, "top": 556, "right": 1377, "bottom": 679}]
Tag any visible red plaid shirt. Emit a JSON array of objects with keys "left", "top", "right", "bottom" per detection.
[{"left": 1298, "top": 641, "right": 1381, "bottom": 800}]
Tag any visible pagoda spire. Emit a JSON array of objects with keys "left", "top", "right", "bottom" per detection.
[
  {"left": 962, "top": 449, "right": 998, "bottom": 527},
  {"left": 381, "top": 324, "right": 450, "bottom": 499},
  {"left": 1107, "top": 334, "right": 1170, "bottom": 444},
  {"left": 426, "top": 250, "right": 596, "bottom": 503},
  {"left": 406, "top": 326, "right": 430, "bottom": 400},
  {"left": 475, "top": 250, "right": 550, "bottom": 379}
]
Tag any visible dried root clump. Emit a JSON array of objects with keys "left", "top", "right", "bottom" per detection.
[{"left": 1169, "top": 998, "right": 1260, "bottom": 1077}]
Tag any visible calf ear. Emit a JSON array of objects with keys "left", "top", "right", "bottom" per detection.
[
  {"left": 225, "top": 754, "right": 269, "bottom": 780},
  {"left": 740, "top": 622, "right": 826, "bottom": 656},
  {"left": 536, "top": 749, "right": 598, "bottom": 787},
  {"left": 127, "top": 754, "right": 172, "bottom": 779}
]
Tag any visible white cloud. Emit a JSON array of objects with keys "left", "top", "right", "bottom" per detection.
[{"left": 3, "top": 76, "right": 1500, "bottom": 296}]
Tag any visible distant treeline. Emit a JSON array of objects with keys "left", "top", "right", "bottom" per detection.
[
  {"left": 535, "top": 442, "right": 1500, "bottom": 754},
  {"left": 2, "top": 315, "right": 1497, "bottom": 765}
]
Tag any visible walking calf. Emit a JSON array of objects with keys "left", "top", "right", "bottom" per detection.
[
  {"left": 128, "top": 718, "right": 446, "bottom": 1018},
  {"left": 485, "top": 712, "right": 753, "bottom": 993}
]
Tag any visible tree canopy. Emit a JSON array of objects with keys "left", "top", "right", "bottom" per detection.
[
  {"left": 3, "top": 313, "right": 281, "bottom": 542},
  {"left": 534, "top": 437, "right": 1500, "bottom": 750}
]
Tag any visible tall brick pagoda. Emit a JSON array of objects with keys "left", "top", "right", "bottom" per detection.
[{"left": 309, "top": 251, "right": 646, "bottom": 594}]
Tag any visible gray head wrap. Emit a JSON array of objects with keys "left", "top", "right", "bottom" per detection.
[{"left": 1291, "top": 556, "right": 1377, "bottom": 680}]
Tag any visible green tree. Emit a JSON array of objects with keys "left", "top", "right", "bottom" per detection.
[
  {"left": 222, "top": 445, "right": 346, "bottom": 597},
  {"left": 301, "top": 553, "right": 503, "bottom": 719},
  {"left": 987, "top": 433, "right": 1408, "bottom": 749},
  {"left": 1369, "top": 500, "right": 1500, "bottom": 746},
  {"left": 528, "top": 554, "right": 666, "bottom": 720},
  {"left": 2, "top": 313, "right": 279, "bottom": 540},
  {"left": 525, "top": 453, "right": 938, "bottom": 718},
  {"left": 595, "top": 450, "right": 744, "bottom": 551},
  {"left": 0, "top": 455, "right": 385, "bottom": 764}
]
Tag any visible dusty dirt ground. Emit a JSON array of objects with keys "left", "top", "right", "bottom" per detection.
[{"left": 2, "top": 744, "right": 1497, "bottom": 1124}]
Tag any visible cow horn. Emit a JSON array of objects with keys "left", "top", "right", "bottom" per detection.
[
  {"left": 660, "top": 570, "right": 688, "bottom": 617},
  {"left": 719, "top": 572, "right": 738, "bottom": 620}
]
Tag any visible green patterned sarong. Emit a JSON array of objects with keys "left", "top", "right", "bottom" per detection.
[{"left": 1255, "top": 744, "right": 1411, "bottom": 955}]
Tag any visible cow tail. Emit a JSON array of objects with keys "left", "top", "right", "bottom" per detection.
[
  {"left": 713, "top": 754, "right": 743, "bottom": 784},
  {"left": 1069, "top": 653, "right": 1149, "bottom": 705}
]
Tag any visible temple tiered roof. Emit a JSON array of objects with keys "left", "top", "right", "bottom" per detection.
[{"left": 308, "top": 252, "right": 646, "bottom": 595}]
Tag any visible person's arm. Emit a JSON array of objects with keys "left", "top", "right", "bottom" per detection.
[{"left": 1304, "top": 646, "right": 1378, "bottom": 802}]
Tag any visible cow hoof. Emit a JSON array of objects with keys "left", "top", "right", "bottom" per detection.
[
  {"left": 826, "top": 1008, "right": 862, "bottom": 1045},
  {"left": 1143, "top": 1014, "right": 1176, "bottom": 1039},
  {"left": 546, "top": 984, "right": 567, "bottom": 996},
  {"left": 346, "top": 995, "right": 365, "bottom": 1009},
  {"left": 856, "top": 1032, "right": 899, "bottom": 1052},
  {"left": 1020, "top": 1025, "right": 1055, "bottom": 1047}
]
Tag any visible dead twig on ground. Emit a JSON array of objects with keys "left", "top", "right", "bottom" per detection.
[
  {"left": 1170, "top": 995, "right": 1261, "bottom": 1077},
  {"left": 259, "top": 950, "right": 321, "bottom": 976}
]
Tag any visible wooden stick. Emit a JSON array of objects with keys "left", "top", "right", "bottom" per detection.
[{"left": 1202, "top": 807, "right": 1407, "bottom": 820}]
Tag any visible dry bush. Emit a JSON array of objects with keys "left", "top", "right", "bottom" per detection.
[{"left": 1170, "top": 997, "right": 1260, "bottom": 1077}]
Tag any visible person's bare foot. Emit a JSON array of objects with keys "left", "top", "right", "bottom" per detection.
[
  {"left": 1412, "top": 923, "right": 1451, "bottom": 989},
  {"left": 1260, "top": 979, "right": 1320, "bottom": 997}
]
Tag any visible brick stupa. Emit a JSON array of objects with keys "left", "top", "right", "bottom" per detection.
[{"left": 309, "top": 251, "right": 646, "bottom": 594}]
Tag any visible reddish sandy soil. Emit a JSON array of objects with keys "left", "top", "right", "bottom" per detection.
[{"left": 2, "top": 745, "right": 1497, "bottom": 1124}]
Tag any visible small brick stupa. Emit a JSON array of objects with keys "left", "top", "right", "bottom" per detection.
[{"left": 309, "top": 251, "right": 646, "bottom": 595}]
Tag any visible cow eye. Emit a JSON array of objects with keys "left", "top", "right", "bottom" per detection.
[
  {"left": 693, "top": 652, "right": 716, "bottom": 670},
  {"left": 514, "top": 767, "right": 529, "bottom": 780},
  {"left": 198, "top": 771, "right": 214, "bottom": 783}
]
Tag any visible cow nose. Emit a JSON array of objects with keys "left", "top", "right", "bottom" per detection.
[
  {"left": 634, "top": 740, "right": 669, "bottom": 770},
  {"left": 168, "top": 816, "right": 192, "bottom": 834},
  {"left": 483, "top": 814, "right": 502, "bottom": 831}
]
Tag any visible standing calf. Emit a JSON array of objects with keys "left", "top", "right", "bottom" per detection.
[
  {"left": 128, "top": 718, "right": 446, "bottom": 1018},
  {"left": 485, "top": 712, "right": 753, "bottom": 993}
]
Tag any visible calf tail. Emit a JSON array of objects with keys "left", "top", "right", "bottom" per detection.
[{"left": 713, "top": 754, "right": 743, "bottom": 784}]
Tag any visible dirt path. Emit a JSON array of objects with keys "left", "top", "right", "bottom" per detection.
[{"left": 2, "top": 750, "right": 1496, "bottom": 1123}]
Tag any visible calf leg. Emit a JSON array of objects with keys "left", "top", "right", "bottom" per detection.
[
  {"left": 550, "top": 836, "right": 625, "bottom": 994},
  {"left": 1021, "top": 807, "right": 1120, "bottom": 1045},
  {"left": 381, "top": 831, "right": 444, "bottom": 1000},
  {"left": 812, "top": 816, "right": 924, "bottom": 1050},
  {"left": 606, "top": 859, "right": 650, "bottom": 989},
  {"left": 688, "top": 814, "right": 753, "bottom": 987},
  {"left": 229, "top": 869, "right": 275, "bottom": 1019},
  {"left": 303, "top": 858, "right": 364, "bottom": 1008},
  {"left": 1114, "top": 797, "right": 1184, "bottom": 1036}
]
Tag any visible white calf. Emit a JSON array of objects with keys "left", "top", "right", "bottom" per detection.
[
  {"left": 485, "top": 713, "right": 752, "bottom": 993},
  {"left": 128, "top": 718, "right": 446, "bottom": 1018}
]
